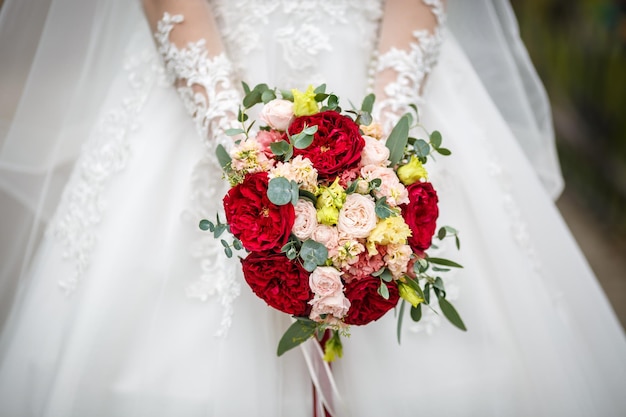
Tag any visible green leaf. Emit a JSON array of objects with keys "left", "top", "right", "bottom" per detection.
[
  {"left": 280, "top": 89, "right": 294, "bottom": 101},
  {"left": 298, "top": 189, "right": 317, "bottom": 205},
  {"left": 397, "top": 300, "right": 406, "bottom": 344},
  {"left": 220, "top": 239, "right": 229, "bottom": 248},
  {"left": 314, "top": 93, "right": 329, "bottom": 102},
  {"left": 455, "top": 235, "right": 461, "bottom": 250},
  {"left": 369, "top": 178, "right": 382, "bottom": 189},
  {"left": 427, "top": 257, "right": 463, "bottom": 268},
  {"left": 432, "top": 266, "right": 451, "bottom": 272},
  {"left": 232, "top": 239, "right": 243, "bottom": 250},
  {"left": 215, "top": 144, "right": 231, "bottom": 170},
  {"left": 241, "top": 81, "right": 251, "bottom": 95},
  {"left": 438, "top": 297, "right": 467, "bottom": 331},
  {"left": 414, "top": 139, "right": 430, "bottom": 158},
  {"left": 214, "top": 223, "right": 227, "bottom": 238},
  {"left": 430, "top": 130, "right": 442, "bottom": 148},
  {"left": 414, "top": 258, "right": 428, "bottom": 274},
  {"left": 223, "top": 246, "right": 233, "bottom": 258},
  {"left": 437, "top": 227, "right": 447, "bottom": 240},
  {"left": 277, "top": 318, "right": 318, "bottom": 356},
  {"left": 290, "top": 180, "right": 300, "bottom": 206},
  {"left": 375, "top": 197, "right": 396, "bottom": 219},
  {"left": 386, "top": 114, "right": 410, "bottom": 166},
  {"left": 377, "top": 280, "right": 390, "bottom": 300},
  {"left": 358, "top": 112, "right": 372, "bottom": 126},
  {"left": 300, "top": 239, "right": 329, "bottom": 270},
  {"left": 270, "top": 140, "right": 291, "bottom": 156},
  {"left": 361, "top": 93, "right": 375, "bottom": 114},
  {"left": 424, "top": 283, "right": 431, "bottom": 304},
  {"left": 314, "top": 84, "right": 326, "bottom": 94},
  {"left": 199, "top": 219, "right": 211, "bottom": 231},
  {"left": 327, "top": 95, "right": 339, "bottom": 109},
  {"left": 301, "top": 125, "right": 319, "bottom": 135},
  {"left": 261, "top": 89, "right": 276, "bottom": 103},
  {"left": 267, "top": 177, "right": 293, "bottom": 205},
  {"left": 434, "top": 277, "right": 445, "bottom": 292},
  {"left": 380, "top": 268, "right": 394, "bottom": 283},
  {"left": 436, "top": 147, "right": 452, "bottom": 156},
  {"left": 225, "top": 128, "right": 245, "bottom": 136},
  {"left": 345, "top": 179, "right": 359, "bottom": 194},
  {"left": 243, "top": 90, "right": 262, "bottom": 108},
  {"left": 292, "top": 133, "right": 315, "bottom": 150},
  {"left": 409, "top": 103, "right": 419, "bottom": 119},
  {"left": 410, "top": 303, "right": 422, "bottom": 322}
]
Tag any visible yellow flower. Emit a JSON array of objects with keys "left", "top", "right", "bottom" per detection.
[
  {"left": 317, "top": 206, "right": 339, "bottom": 226},
  {"left": 366, "top": 216, "right": 412, "bottom": 254},
  {"left": 398, "top": 282, "right": 424, "bottom": 308},
  {"left": 292, "top": 85, "right": 319, "bottom": 116},
  {"left": 397, "top": 156, "right": 428, "bottom": 185},
  {"left": 316, "top": 178, "right": 346, "bottom": 209},
  {"left": 360, "top": 122, "right": 383, "bottom": 139},
  {"left": 323, "top": 332, "right": 343, "bottom": 362}
]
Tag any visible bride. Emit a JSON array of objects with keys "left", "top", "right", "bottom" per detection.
[{"left": 1, "top": 0, "right": 625, "bottom": 415}]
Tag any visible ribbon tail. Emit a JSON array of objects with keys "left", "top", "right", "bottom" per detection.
[{"left": 300, "top": 338, "right": 350, "bottom": 417}]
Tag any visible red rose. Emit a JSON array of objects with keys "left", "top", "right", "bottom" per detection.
[
  {"left": 289, "top": 111, "right": 365, "bottom": 180},
  {"left": 401, "top": 181, "right": 439, "bottom": 254},
  {"left": 241, "top": 251, "right": 312, "bottom": 316},
  {"left": 224, "top": 172, "right": 294, "bottom": 252},
  {"left": 343, "top": 277, "right": 399, "bottom": 325}
]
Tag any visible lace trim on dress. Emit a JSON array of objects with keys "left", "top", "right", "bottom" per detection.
[
  {"left": 371, "top": 0, "right": 446, "bottom": 133},
  {"left": 154, "top": 13, "right": 240, "bottom": 152},
  {"left": 155, "top": 13, "right": 242, "bottom": 336},
  {"left": 51, "top": 48, "right": 163, "bottom": 294}
]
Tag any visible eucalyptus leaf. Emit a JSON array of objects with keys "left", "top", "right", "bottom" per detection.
[
  {"left": 303, "top": 260, "right": 317, "bottom": 272},
  {"left": 397, "top": 300, "right": 406, "bottom": 344},
  {"left": 345, "top": 179, "right": 359, "bottom": 194},
  {"left": 327, "top": 95, "right": 339, "bottom": 109},
  {"left": 434, "top": 277, "right": 445, "bottom": 292},
  {"left": 199, "top": 219, "right": 211, "bottom": 231},
  {"left": 270, "top": 140, "right": 291, "bottom": 156},
  {"left": 427, "top": 257, "right": 463, "bottom": 268},
  {"left": 315, "top": 93, "right": 329, "bottom": 102},
  {"left": 386, "top": 115, "right": 410, "bottom": 166},
  {"left": 438, "top": 297, "right": 467, "bottom": 331},
  {"left": 437, "top": 227, "right": 447, "bottom": 240},
  {"left": 261, "top": 89, "right": 276, "bottom": 103},
  {"left": 455, "top": 235, "right": 461, "bottom": 250},
  {"left": 358, "top": 112, "right": 372, "bottom": 126},
  {"left": 225, "top": 128, "right": 245, "bottom": 136},
  {"left": 301, "top": 125, "right": 319, "bottom": 135},
  {"left": 214, "top": 224, "right": 227, "bottom": 238},
  {"left": 424, "top": 283, "right": 431, "bottom": 304},
  {"left": 409, "top": 103, "right": 419, "bottom": 119},
  {"left": 292, "top": 133, "right": 314, "bottom": 150},
  {"left": 290, "top": 181, "right": 300, "bottom": 206},
  {"left": 380, "top": 269, "right": 394, "bottom": 283},
  {"left": 300, "top": 239, "right": 329, "bottom": 267},
  {"left": 361, "top": 93, "right": 375, "bottom": 114},
  {"left": 378, "top": 281, "right": 390, "bottom": 300},
  {"left": 298, "top": 189, "right": 317, "bottom": 205},
  {"left": 243, "top": 90, "right": 262, "bottom": 108},
  {"left": 314, "top": 84, "right": 327, "bottom": 94},
  {"left": 220, "top": 239, "right": 229, "bottom": 248},
  {"left": 430, "top": 130, "right": 442, "bottom": 148},
  {"left": 223, "top": 246, "right": 233, "bottom": 258},
  {"left": 267, "top": 177, "right": 293, "bottom": 205},
  {"left": 375, "top": 197, "right": 396, "bottom": 219},
  {"left": 215, "top": 144, "right": 231, "bottom": 170},
  {"left": 414, "top": 139, "right": 430, "bottom": 158},
  {"left": 277, "top": 318, "right": 318, "bottom": 356},
  {"left": 241, "top": 81, "right": 251, "bottom": 95},
  {"left": 280, "top": 89, "right": 294, "bottom": 101},
  {"left": 410, "top": 303, "right": 422, "bottom": 322},
  {"left": 436, "top": 147, "right": 452, "bottom": 156},
  {"left": 232, "top": 239, "right": 243, "bottom": 250}
]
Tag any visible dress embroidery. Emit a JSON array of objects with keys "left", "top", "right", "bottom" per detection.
[
  {"left": 372, "top": 0, "right": 446, "bottom": 133},
  {"left": 51, "top": 48, "right": 164, "bottom": 294}
]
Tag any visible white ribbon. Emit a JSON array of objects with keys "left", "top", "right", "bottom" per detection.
[{"left": 300, "top": 338, "right": 350, "bottom": 417}]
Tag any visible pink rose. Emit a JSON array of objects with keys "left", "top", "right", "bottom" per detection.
[
  {"left": 342, "top": 250, "right": 385, "bottom": 283},
  {"left": 360, "top": 135, "right": 390, "bottom": 167},
  {"left": 256, "top": 130, "right": 284, "bottom": 156},
  {"left": 360, "top": 165, "right": 409, "bottom": 206},
  {"left": 293, "top": 199, "right": 318, "bottom": 240},
  {"left": 337, "top": 193, "right": 377, "bottom": 239},
  {"left": 309, "top": 292, "right": 351, "bottom": 322},
  {"left": 309, "top": 266, "right": 343, "bottom": 297},
  {"left": 260, "top": 99, "right": 294, "bottom": 131},
  {"left": 311, "top": 224, "right": 339, "bottom": 253}
]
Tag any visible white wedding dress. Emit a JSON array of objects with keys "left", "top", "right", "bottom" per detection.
[{"left": 1, "top": 1, "right": 625, "bottom": 416}]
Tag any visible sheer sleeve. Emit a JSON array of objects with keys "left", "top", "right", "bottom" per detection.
[
  {"left": 142, "top": 0, "right": 240, "bottom": 146},
  {"left": 370, "top": 0, "right": 445, "bottom": 132}
]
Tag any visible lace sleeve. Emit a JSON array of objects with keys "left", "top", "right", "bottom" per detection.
[
  {"left": 370, "top": 0, "right": 445, "bottom": 133},
  {"left": 142, "top": 0, "right": 240, "bottom": 147}
]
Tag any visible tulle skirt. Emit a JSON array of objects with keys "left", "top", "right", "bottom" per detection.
[{"left": 1, "top": 18, "right": 625, "bottom": 417}]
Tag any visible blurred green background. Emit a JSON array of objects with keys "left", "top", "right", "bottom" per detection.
[{"left": 511, "top": 0, "right": 626, "bottom": 326}]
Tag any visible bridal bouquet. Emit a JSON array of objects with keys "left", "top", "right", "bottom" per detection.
[{"left": 200, "top": 83, "right": 464, "bottom": 361}]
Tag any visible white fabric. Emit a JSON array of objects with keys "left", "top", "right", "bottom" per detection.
[{"left": 1, "top": 0, "right": 625, "bottom": 416}]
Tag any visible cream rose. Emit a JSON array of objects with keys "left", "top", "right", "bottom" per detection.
[
  {"left": 360, "top": 135, "right": 390, "bottom": 167},
  {"left": 292, "top": 199, "right": 318, "bottom": 240},
  {"left": 309, "top": 293, "right": 351, "bottom": 321},
  {"left": 360, "top": 165, "right": 409, "bottom": 206},
  {"left": 260, "top": 99, "right": 294, "bottom": 131},
  {"left": 337, "top": 193, "right": 377, "bottom": 239},
  {"left": 309, "top": 266, "right": 343, "bottom": 297},
  {"left": 311, "top": 224, "right": 339, "bottom": 252}
]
